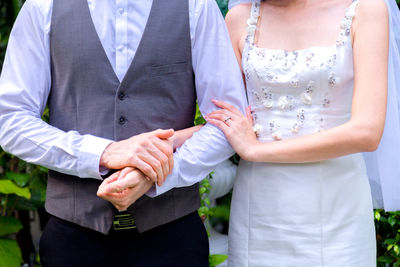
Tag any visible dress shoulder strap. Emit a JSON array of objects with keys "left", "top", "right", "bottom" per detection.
[
  {"left": 245, "top": 0, "right": 261, "bottom": 44},
  {"left": 336, "top": 0, "right": 360, "bottom": 46}
]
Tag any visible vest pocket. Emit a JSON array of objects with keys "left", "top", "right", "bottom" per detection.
[{"left": 150, "top": 62, "right": 189, "bottom": 77}]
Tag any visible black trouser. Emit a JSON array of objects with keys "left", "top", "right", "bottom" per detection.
[{"left": 39, "top": 212, "right": 209, "bottom": 267}]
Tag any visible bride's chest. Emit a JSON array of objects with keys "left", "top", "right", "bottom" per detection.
[{"left": 244, "top": 44, "right": 355, "bottom": 113}]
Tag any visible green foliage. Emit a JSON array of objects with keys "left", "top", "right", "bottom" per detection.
[
  {"left": 194, "top": 102, "right": 207, "bottom": 126},
  {"left": 0, "top": 0, "right": 26, "bottom": 67},
  {"left": 198, "top": 173, "right": 214, "bottom": 219},
  {"left": 209, "top": 254, "right": 229, "bottom": 267},
  {"left": 0, "top": 238, "right": 23, "bottom": 267},
  {"left": 199, "top": 173, "right": 229, "bottom": 266},
  {"left": 376, "top": 210, "right": 400, "bottom": 266},
  {"left": 0, "top": 180, "right": 30, "bottom": 199},
  {"left": 0, "top": 216, "right": 23, "bottom": 266},
  {"left": 216, "top": 0, "right": 229, "bottom": 17},
  {"left": 0, "top": 216, "right": 22, "bottom": 236}
]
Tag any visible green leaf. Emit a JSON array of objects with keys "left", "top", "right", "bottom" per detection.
[
  {"left": 389, "top": 216, "right": 397, "bottom": 227},
  {"left": 198, "top": 207, "right": 209, "bottom": 214},
  {"left": 378, "top": 255, "right": 394, "bottom": 264},
  {"left": 0, "top": 238, "right": 23, "bottom": 267},
  {"left": 194, "top": 103, "right": 206, "bottom": 125},
  {"left": 209, "top": 254, "right": 228, "bottom": 267},
  {"left": 0, "top": 216, "right": 22, "bottom": 236},
  {"left": 199, "top": 187, "right": 207, "bottom": 195},
  {"left": 6, "top": 172, "right": 30, "bottom": 187},
  {"left": 212, "top": 205, "right": 231, "bottom": 221},
  {"left": 394, "top": 245, "right": 400, "bottom": 255},
  {"left": 385, "top": 239, "right": 396, "bottom": 245},
  {"left": 0, "top": 180, "right": 31, "bottom": 199},
  {"left": 375, "top": 210, "right": 381, "bottom": 221},
  {"left": 29, "top": 175, "right": 47, "bottom": 203}
]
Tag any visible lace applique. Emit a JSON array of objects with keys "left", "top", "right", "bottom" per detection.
[{"left": 244, "top": 0, "right": 360, "bottom": 141}]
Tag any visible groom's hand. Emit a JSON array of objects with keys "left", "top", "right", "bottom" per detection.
[
  {"left": 97, "top": 168, "right": 153, "bottom": 211},
  {"left": 100, "top": 129, "right": 174, "bottom": 186}
]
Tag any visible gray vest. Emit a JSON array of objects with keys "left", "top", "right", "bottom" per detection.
[{"left": 46, "top": 0, "right": 199, "bottom": 234}]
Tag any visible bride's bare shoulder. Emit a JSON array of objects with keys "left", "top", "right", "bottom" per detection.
[
  {"left": 352, "top": 0, "right": 389, "bottom": 39},
  {"left": 225, "top": 3, "right": 252, "bottom": 29},
  {"left": 356, "top": 0, "right": 388, "bottom": 20}
]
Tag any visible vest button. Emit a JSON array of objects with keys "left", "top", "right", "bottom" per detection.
[
  {"left": 118, "top": 92, "right": 126, "bottom": 100},
  {"left": 119, "top": 116, "right": 127, "bottom": 125}
]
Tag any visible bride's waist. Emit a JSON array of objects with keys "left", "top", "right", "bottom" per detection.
[{"left": 239, "top": 153, "right": 367, "bottom": 176}]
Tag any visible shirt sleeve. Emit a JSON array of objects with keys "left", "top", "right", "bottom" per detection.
[
  {"left": 149, "top": 0, "right": 248, "bottom": 196},
  {"left": 0, "top": 0, "right": 112, "bottom": 179}
]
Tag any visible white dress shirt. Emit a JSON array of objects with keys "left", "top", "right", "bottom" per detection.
[{"left": 0, "top": 0, "right": 247, "bottom": 196}]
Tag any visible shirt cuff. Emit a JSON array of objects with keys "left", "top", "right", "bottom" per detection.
[{"left": 77, "top": 135, "right": 113, "bottom": 179}]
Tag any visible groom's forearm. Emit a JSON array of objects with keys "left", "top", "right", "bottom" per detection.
[{"left": 147, "top": 123, "right": 235, "bottom": 197}]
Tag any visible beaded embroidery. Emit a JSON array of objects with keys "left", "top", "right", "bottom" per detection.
[{"left": 242, "top": 0, "right": 360, "bottom": 141}]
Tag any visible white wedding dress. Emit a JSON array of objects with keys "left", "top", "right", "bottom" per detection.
[{"left": 228, "top": 1, "right": 376, "bottom": 266}]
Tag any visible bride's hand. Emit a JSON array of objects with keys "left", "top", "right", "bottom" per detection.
[{"left": 205, "top": 100, "right": 259, "bottom": 160}]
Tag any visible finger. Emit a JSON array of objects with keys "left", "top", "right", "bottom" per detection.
[
  {"left": 106, "top": 180, "right": 131, "bottom": 194},
  {"left": 149, "top": 144, "right": 169, "bottom": 180},
  {"left": 206, "top": 118, "right": 230, "bottom": 134},
  {"left": 207, "top": 109, "right": 239, "bottom": 120},
  {"left": 167, "top": 153, "right": 174, "bottom": 175},
  {"left": 212, "top": 100, "right": 242, "bottom": 116},
  {"left": 107, "top": 172, "right": 141, "bottom": 193},
  {"left": 133, "top": 158, "right": 158, "bottom": 183},
  {"left": 106, "top": 171, "right": 121, "bottom": 183},
  {"left": 143, "top": 143, "right": 167, "bottom": 185},
  {"left": 246, "top": 106, "right": 253, "bottom": 123},
  {"left": 104, "top": 181, "right": 125, "bottom": 194},
  {"left": 152, "top": 138, "right": 174, "bottom": 180},
  {"left": 206, "top": 113, "right": 233, "bottom": 125},
  {"left": 97, "top": 171, "right": 120, "bottom": 197},
  {"left": 117, "top": 167, "right": 136, "bottom": 180},
  {"left": 154, "top": 129, "right": 174, "bottom": 139},
  {"left": 97, "top": 183, "right": 120, "bottom": 198}
]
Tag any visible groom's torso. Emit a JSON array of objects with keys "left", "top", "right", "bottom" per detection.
[{"left": 46, "top": 0, "right": 199, "bottom": 234}]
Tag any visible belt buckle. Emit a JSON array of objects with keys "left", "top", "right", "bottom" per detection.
[{"left": 113, "top": 212, "right": 136, "bottom": 231}]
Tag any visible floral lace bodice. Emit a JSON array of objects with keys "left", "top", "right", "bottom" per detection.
[{"left": 243, "top": 0, "right": 359, "bottom": 142}]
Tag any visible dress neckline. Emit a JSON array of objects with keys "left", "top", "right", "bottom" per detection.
[{"left": 245, "top": 0, "right": 360, "bottom": 54}]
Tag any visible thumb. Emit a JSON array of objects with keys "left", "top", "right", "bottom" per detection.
[
  {"left": 246, "top": 106, "right": 253, "bottom": 123},
  {"left": 155, "top": 129, "right": 174, "bottom": 139}
]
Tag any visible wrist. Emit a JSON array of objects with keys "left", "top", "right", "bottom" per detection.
[
  {"left": 99, "top": 142, "right": 115, "bottom": 168},
  {"left": 241, "top": 141, "right": 259, "bottom": 162}
]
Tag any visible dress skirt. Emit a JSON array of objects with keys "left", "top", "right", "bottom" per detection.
[{"left": 228, "top": 153, "right": 376, "bottom": 267}]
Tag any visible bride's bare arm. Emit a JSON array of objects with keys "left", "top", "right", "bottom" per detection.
[
  {"left": 206, "top": 0, "right": 389, "bottom": 163},
  {"left": 172, "top": 125, "right": 204, "bottom": 150},
  {"left": 225, "top": 3, "right": 251, "bottom": 71}
]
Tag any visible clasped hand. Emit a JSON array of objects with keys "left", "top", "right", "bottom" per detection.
[
  {"left": 100, "top": 129, "right": 174, "bottom": 187},
  {"left": 97, "top": 125, "right": 204, "bottom": 210},
  {"left": 97, "top": 167, "right": 153, "bottom": 211},
  {"left": 98, "top": 129, "right": 173, "bottom": 210}
]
